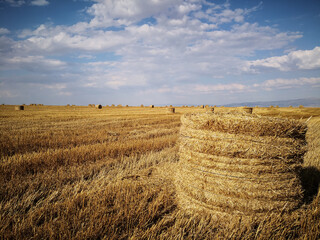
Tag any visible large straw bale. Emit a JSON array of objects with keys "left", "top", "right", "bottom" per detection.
[{"left": 175, "top": 112, "right": 307, "bottom": 217}]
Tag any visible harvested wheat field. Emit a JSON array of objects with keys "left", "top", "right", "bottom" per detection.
[{"left": 0, "top": 105, "right": 320, "bottom": 239}]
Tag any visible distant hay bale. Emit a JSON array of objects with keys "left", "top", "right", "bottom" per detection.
[
  {"left": 111, "top": 104, "right": 115, "bottom": 107},
  {"left": 242, "top": 107, "right": 253, "bottom": 114},
  {"left": 117, "top": 104, "right": 122, "bottom": 107},
  {"left": 88, "top": 104, "right": 94, "bottom": 107},
  {"left": 126, "top": 105, "right": 129, "bottom": 107},
  {"left": 200, "top": 105, "right": 204, "bottom": 108},
  {"left": 150, "top": 105, "right": 154, "bottom": 108},
  {"left": 66, "top": 104, "right": 70, "bottom": 107},
  {"left": 141, "top": 104, "right": 144, "bottom": 107},
  {"left": 167, "top": 107, "right": 175, "bottom": 113},
  {"left": 299, "top": 105, "right": 304, "bottom": 108},
  {"left": 95, "top": 104, "right": 102, "bottom": 109},
  {"left": 175, "top": 112, "right": 307, "bottom": 217},
  {"left": 15, "top": 105, "right": 24, "bottom": 111}
]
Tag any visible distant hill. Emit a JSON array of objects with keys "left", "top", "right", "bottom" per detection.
[{"left": 223, "top": 98, "right": 320, "bottom": 108}]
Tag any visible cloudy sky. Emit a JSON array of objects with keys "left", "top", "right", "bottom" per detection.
[{"left": 0, "top": 0, "right": 319, "bottom": 105}]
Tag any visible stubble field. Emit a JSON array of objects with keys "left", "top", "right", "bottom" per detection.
[{"left": 0, "top": 105, "right": 319, "bottom": 239}]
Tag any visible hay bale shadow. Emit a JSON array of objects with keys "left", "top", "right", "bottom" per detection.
[{"left": 300, "top": 166, "right": 320, "bottom": 204}]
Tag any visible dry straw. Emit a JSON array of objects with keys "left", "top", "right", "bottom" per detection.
[
  {"left": 15, "top": 105, "right": 24, "bottom": 111},
  {"left": 175, "top": 112, "right": 307, "bottom": 217},
  {"left": 206, "top": 107, "right": 214, "bottom": 113}
]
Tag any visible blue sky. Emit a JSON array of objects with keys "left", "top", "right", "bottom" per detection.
[{"left": 0, "top": 0, "right": 319, "bottom": 105}]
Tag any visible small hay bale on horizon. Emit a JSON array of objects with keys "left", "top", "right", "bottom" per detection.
[
  {"left": 150, "top": 105, "right": 154, "bottom": 108},
  {"left": 15, "top": 105, "right": 24, "bottom": 111},
  {"left": 242, "top": 107, "right": 253, "bottom": 114},
  {"left": 167, "top": 107, "right": 175, "bottom": 113},
  {"left": 95, "top": 104, "right": 102, "bottom": 109}
]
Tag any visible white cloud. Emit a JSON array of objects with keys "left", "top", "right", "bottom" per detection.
[
  {"left": 0, "top": 89, "right": 17, "bottom": 98},
  {"left": 194, "top": 83, "right": 247, "bottom": 92},
  {"left": 255, "top": 77, "right": 320, "bottom": 90},
  {"left": 1, "top": 56, "right": 66, "bottom": 72},
  {"left": 154, "top": 77, "right": 320, "bottom": 95},
  {"left": 30, "top": 0, "right": 49, "bottom": 6},
  {"left": 30, "top": 83, "right": 67, "bottom": 90},
  {"left": 4, "top": 0, "right": 25, "bottom": 7},
  {"left": 0, "top": 28, "right": 10, "bottom": 35},
  {"left": 87, "top": 0, "right": 182, "bottom": 27},
  {"left": 246, "top": 46, "right": 320, "bottom": 71}
]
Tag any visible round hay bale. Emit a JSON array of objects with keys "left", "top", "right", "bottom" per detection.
[
  {"left": 175, "top": 112, "right": 307, "bottom": 217},
  {"left": 242, "top": 107, "right": 253, "bottom": 114},
  {"left": 141, "top": 104, "right": 144, "bottom": 107},
  {"left": 167, "top": 107, "right": 175, "bottom": 113},
  {"left": 150, "top": 105, "right": 154, "bottom": 108},
  {"left": 15, "top": 105, "right": 24, "bottom": 111},
  {"left": 95, "top": 104, "right": 102, "bottom": 109}
]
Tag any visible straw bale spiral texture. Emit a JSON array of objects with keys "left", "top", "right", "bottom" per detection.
[{"left": 175, "top": 112, "right": 307, "bottom": 217}]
